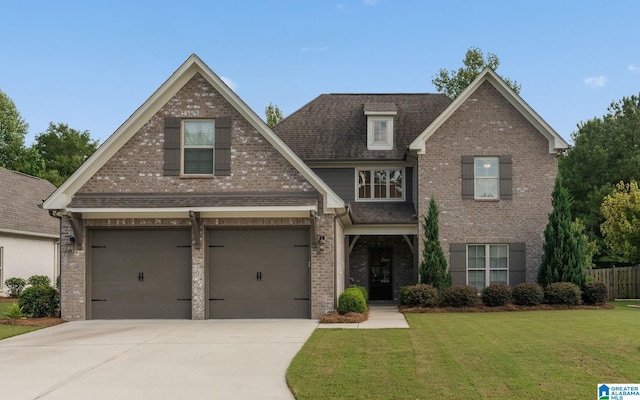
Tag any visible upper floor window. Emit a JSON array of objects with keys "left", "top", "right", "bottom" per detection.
[
  {"left": 474, "top": 157, "right": 499, "bottom": 199},
  {"left": 367, "top": 117, "right": 393, "bottom": 150},
  {"left": 357, "top": 168, "right": 404, "bottom": 201},
  {"left": 183, "top": 120, "right": 215, "bottom": 175}
]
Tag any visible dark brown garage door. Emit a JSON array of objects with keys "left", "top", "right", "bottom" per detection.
[
  {"left": 90, "top": 229, "right": 192, "bottom": 319},
  {"left": 208, "top": 228, "right": 310, "bottom": 318}
]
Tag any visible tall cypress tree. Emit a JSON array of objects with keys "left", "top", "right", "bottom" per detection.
[
  {"left": 419, "top": 197, "right": 452, "bottom": 290},
  {"left": 538, "top": 177, "right": 587, "bottom": 287}
]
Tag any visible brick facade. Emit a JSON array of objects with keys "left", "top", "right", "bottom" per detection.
[
  {"left": 417, "top": 81, "right": 558, "bottom": 283},
  {"left": 60, "top": 72, "right": 337, "bottom": 320}
]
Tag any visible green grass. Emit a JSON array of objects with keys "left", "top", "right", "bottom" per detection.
[
  {"left": 0, "top": 299, "right": 42, "bottom": 339},
  {"left": 288, "top": 304, "right": 640, "bottom": 399}
]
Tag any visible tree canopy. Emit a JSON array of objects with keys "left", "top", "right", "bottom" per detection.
[
  {"left": 0, "top": 89, "right": 29, "bottom": 170},
  {"left": 601, "top": 181, "right": 640, "bottom": 264},
  {"left": 432, "top": 47, "right": 521, "bottom": 98},
  {"left": 33, "top": 122, "right": 99, "bottom": 186},
  {"left": 559, "top": 94, "right": 640, "bottom": 265},
  {"left": 265, "top": 103, "right": 283, "bottom": 128}
]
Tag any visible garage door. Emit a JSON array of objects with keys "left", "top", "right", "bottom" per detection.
[
  {"left": 208, "top": 228, "right": 310, "bottom": 318},
  {"left": 90, "top": 229, "right": 192, "bottom": 319}
]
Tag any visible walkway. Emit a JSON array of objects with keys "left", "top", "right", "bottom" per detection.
[{"left": 316, "top": 304, "right": 409, "bottom": 329}]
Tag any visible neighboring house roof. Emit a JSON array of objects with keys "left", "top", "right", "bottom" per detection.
[
  {"left": 409, "top": 68, "right": 569, "bottom": 154},
  {"left": 0, "top": 167, "right": 58, "bottom": 238},
  {"left": 273, "top": 93, "right": 451, "bottom": 161},
  {"left": 42, "top": 54, "right": 344, "bottom": 212}
]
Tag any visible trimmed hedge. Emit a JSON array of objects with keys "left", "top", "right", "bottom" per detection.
[
  {"left": 481, "top": 283, "right": 512, "bottom": 307},
  {"left": 4, "top": 277, "right": 27, "bottom": 298},
  {"left": 18, "top": 285, "right": 60, "bottom": 317},
  {"left": 545, "top": 282, "right": 582, "bottom": 305},
  {"left": 400, "top": 284, "right": 439, "bottom": 308},
  {"left": 338, "top": 287, "right": 366, "bottom": 314},
  {"left": 27, "top": 275, "right": 52, "bottom": 287},
  {"left": 440, "top": 285, "right": 478, "bottom": 308},
  {"left": 582, "top": 281, "right": 608, "bottom": 305},
  {"left": 512, "top": 283, "right": 544, "bottom": 306}
]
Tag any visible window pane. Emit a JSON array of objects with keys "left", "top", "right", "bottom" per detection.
[
  {"left": 358, "top": 170, "right": 372, "bottom": 198},
  {"left": 468, "top": 270, "right": 485, "bottom": 291},
  {"left": 489, "top": 245, "right": 508, "bottom": 268},
  {"left": 389, "top": 169, "right": 403, "bottom": 198},
  {"left": 475, "top": 157, "right": 498, "bottom": 177},
  {"left": 475, "top": 178, "right": 498, "bottom": 198},
  {"left": 374, "top": 170, "right": 387, "bottom": 198},
  {"left": 373, "top": 121, "right": 388, "bottom": 143},
  {"left": 184, "top": 121, "right": 214, "bottom": 146},
  {"left": 184, "top": 148, "right": 213, "bottom": 174},
  {"left": 490, "top": 270, "right": 508, "bottom": 285},
  {"left": 468, "top": 245, "right": 486, "bottom": 269}
]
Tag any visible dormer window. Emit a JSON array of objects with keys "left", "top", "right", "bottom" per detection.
[{"left": 364, "top": 102, "right": 397, "bottom": 150}]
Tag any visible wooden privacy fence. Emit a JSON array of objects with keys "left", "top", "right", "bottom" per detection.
[{"left": 588, "top": 265, "right": 640, "bottom": 301}]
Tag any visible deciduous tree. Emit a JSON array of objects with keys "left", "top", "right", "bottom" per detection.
[
  {"left": 0, "top": 89, "right": 29, "bottom": 170},
  {"left": 601, "top": 181, "right": 640, "bottom": 264},
  {"left": 432, "top": 47, "right": 521, "bottom": 98}
]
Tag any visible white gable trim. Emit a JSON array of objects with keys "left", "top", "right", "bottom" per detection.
[
  {"left": 409, "top": 68, "right": 569, "bottom": 154},
  {"left": 43, "top": 54, "right": 343, "bottom": 212}
]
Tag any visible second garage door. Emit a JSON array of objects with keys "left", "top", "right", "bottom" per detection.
[
  {"left": 208, "top": 228, "right": 310, "bottom": 318},
  {"left": 90, "top": 229, "right": 192, "bottom": 319}
]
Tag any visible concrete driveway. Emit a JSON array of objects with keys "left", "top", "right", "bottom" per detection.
[{"left": 0, "top": 319, "right": 318, "bottom": 400}]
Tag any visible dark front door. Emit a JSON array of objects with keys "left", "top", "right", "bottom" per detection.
[{"left": 369, "top": 248, "right": 393, "bottom": 300}]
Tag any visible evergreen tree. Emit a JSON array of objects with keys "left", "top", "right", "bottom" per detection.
[
  {"left": 419, "top": 197, "right": 452, "bottom": 290},
  {"left": 538, "top": 177, "right": 587, "bottom": 287}
]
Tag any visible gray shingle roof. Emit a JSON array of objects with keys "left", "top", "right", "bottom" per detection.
[
  {"left": 68, "top": 192, "right": 319, "bottom": 209},
  {"left": 273, "top": 94, "right": 451, "bottom": 160},
  {"left": 0, "top": 167, "right": 58, "bottom": 236},
  {"left": 349, "top": 202, "right": 417, "bottom": 224}
]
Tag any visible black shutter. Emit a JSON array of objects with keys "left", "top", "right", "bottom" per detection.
[
  {"left": 214, "top": 117, "right": 231, "bottom": 176},
  {"left": 163, "top": 117, "right": 181, "bottom": 176},
  {"left": 461, "top": 156, "right": 474, "bottom": 199},
  {"left": 509, "top": 242, "right": 526, "bottom": 285},
  {"left": 500, "top": 155, "right": 512, "bottom": 200},
  {"left": 449, "top": 243, "right": 467, "bottom": 286}
]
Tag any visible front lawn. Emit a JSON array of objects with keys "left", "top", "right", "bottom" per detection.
[
  {"left": 0, "top": 299, "right": 48, "bottom": 340},
  {"left": 288, "top": 303, "right": 640, "bottom": 399}
]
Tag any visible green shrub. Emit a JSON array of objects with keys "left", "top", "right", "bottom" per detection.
[
  {"left": 18, "top": 285, "right": 59, "bottom": 317},
  {"left": 545, "top": 282, "right": 582, "bottom": 305},
  {"left": 4, "top": 277, "right": 27, "bottom": 298},
  {"left": 338, "top": 288, "right": 366, "bottom": 314},
  {"left": 512, "top": 282, "right": 544, "bottom": 306},
  {"left": 56, "top": 275, "right": 61, "bottom": 290},
  {"left": 582, "top": 281, "right": 608, "bottom": 305},
  {"left": 400, "top": 284, "right": 439, "bottom": 307},
  {"left": 28, "top": 275, "right": 52, "bottom": 287},
  {"left": 350, "top": 285, "right": 368, "bottom": 301},
  {"left": 440, "top": 285, "right": 478, "bottom": 308},
  {"left": 481, "top": 283, "right": 512, "bottom": 307},
  {"left": 4, "top": 303, "right": 23, "bottom": 319}
]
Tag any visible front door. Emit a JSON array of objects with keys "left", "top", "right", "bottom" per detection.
[{"left": 369, "top": 248, "right": 393, "bottom": 300}]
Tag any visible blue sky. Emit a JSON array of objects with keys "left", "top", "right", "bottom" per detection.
[{"left": 1, "top": 0, "right": 639, "bottom": 145}]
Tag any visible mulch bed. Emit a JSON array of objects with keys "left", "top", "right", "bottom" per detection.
[
  {"left": 400, "top": 303, "right": 614, "bottom": 313},
  {"left": 320, "top": 308, "right": 369, "bottom": 323},
  {"left": 0, "top": 297, "right": 66, "bottom": 327}
]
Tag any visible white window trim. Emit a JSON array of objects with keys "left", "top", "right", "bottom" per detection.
[
  {"left": 367, "top": 116, "right": 394, "bottom": 150},
  {"left": 181, "top": 119, "right": 215, "bottom": 176},
  {"left": 355, "top": 168, "right": 405, "bottom": 202},
  {"left": 466, "top": 244, "right": 509, "bottom": 289},
  {"left": 474, "top": 156, "right": 500, "bottom": 200}
]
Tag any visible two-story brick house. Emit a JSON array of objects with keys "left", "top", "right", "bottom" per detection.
[{"left": 44, "top": 55, "right": 567, "bottom": 320}]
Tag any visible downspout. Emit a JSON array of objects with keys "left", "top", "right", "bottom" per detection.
[{"left": 333, "top": 204, "right": 350, "bottom": 307}]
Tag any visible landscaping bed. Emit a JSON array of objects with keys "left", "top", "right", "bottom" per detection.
[{"left": 400, "top": 302, "right": 614, "bottom": 313}]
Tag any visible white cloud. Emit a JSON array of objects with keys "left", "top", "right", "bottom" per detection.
[
  {"left": 336, "top": 3, "right": 347, "bottom": 10},
  {"left": 220, "top": 76, "right": 237, "bottom": 91},
  {"left": 363, "top": 0, "right": 377, "bottom": 6},
  {"left": 629, "top": 64, "right": 640, "bottom": 73},
  {"left": 583, "top": 76, "right": 608, "bottom": 88}
]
